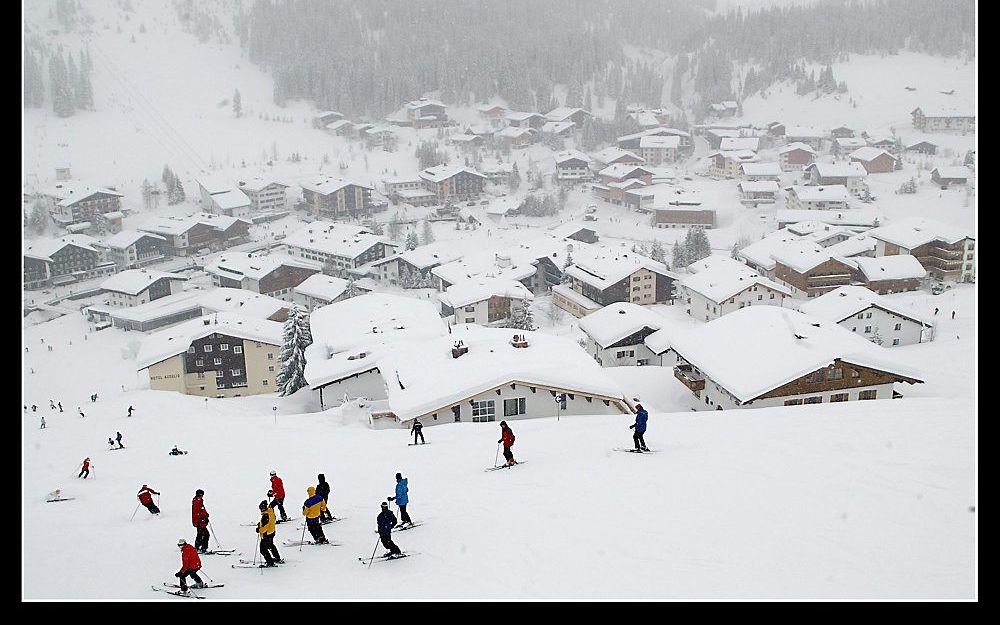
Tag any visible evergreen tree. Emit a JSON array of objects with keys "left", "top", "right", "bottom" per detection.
[
  {"left": 275, "top": 305, "right": 313, "bottom": 397},
  {"left": 24, "top": 49, "right": 45, "bottom": 108},
  {"left": 686, "top": 227, "right": 711, "bottom": 263},
  {"left": 650, "top": 239, "right": 665, "bottom": 264},
  {"left": 964, "top": 150, "right": 975, "bottom": 167},
  {"left": 505, "top": 298, "right": 534, "bottom": 330},
  {"left": 162, "top": 165, "right": 174, "bottom": 186},
  {"left": 421, "top": 219, "right": 435, "bottom": 245},
  {"left": 75, "top": 62, "right": 94, "bottom": 110},
  {"left": 672, "top": 239, "right": 689, "bottom": 270},
  {"left": 508, "top": 162, "right": 521, "bottom": 191},
  {"left": 28, "top": 199, "right": 49, "bottom": 235},
  {"left": 67, "top": 54, "right": 79, "bottom": 106},
  {"left": 233, "top": 89, "right": 242, "bottom": 117},
  {"left": 405, "top": 230, "right": 419, "bottom": 251},
  {"left": 49, "top": 51, "right": 74, "bottom": 117}
]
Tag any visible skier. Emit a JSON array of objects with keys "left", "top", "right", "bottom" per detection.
[
  {"left": 376, "top": 501, "right": 402, "bottom": 557},
  {"left": 411, "top": 418, "right": 425, "bottom": 444},
  {"left": 78, "top": 407, "right": 85, "bottom": 418},
  {"left": 127, "top": 405, "right": 134, "bottom": 418},
  {"left": 174, "top": 539, "right": 206, "bottom": 593},
  {"left": 108, "top": 437, "right": 115, "bottom": 450},
  {"left": 39, "top": 416, "right": 46, "bottom": 429},
  {"left": 169, "top": 445, "right": 186, "bottom": 456},
  {"left": 91, "top": 394, "right": 96, "bottom": 403},
  {"left": 629, "top": 403, "right": 649, "bottom": 452},
  {"left": 952, "top": 310, "right": 956, "bottom": 320},
  {"left": 302, "top": 486, "right": 329, "bottom": 544},
  {"left": 388, "top": 472, "right": 412, "bottom": 526},
  {"left": 115, "top": 431, "right": 124, "bottom": 449},
  {"left": 316, "top": 474, "right": 333, "bottom": 522},
  {"left": 934, "top": 307, "right": 939, "bottom": 316},
  {"left": 58, "top": 402, "right": 63, "bottom": 412},
  {"left": 31, "top": 404, "right": 37, "bottom": 412},
  {"left": 78, "top": 457, "right": 90, "bottom": 479},
  {"left": 256, "top": 500, "right": 282, "bottom": 566},
  {"left": 191, "top": 489, "right": 211, "bottom": 553},
  {"left": 50, "top": 400, "right": 56, "bottom": 410},
  {"left": 138, "top": 484, "right": 161, "bottom": 514},
  {"left": 269, "top": 471, "right": 288, "bottom": 521},
  {"left": 498, "top": 421, "right": 516, "bottom": 466}
]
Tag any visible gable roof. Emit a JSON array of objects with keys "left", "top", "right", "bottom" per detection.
[
  {"left": 440, "top": 278, "right": 534, "bottom": 309},
  {"left": 681, "top": 256, "right": 791, "bottom": 303},
  {"left": 136, "top": 313, "right": 284, "bottom": 370},
  {"left": 300, "top": 177, "right": 373, "bottom": 196},
  {"left": 866, "top": 217, "right": 972, "bottom": 248},
  {"left": 854, "top": 255, "right": 927, "bottom": 281},
  {"left": 788, "top": 185, "right": 849, "bottom": 203},
  {"left": 799, "top": 285, "right": 931, "bottom": 326},
  {"left": 24, "top": 235, "right": 103, "bottom": 262},
  {"left": 419, "top": 165, "right": 486, "bottom": 183},
  {"left": 850, "top": 147, "right": 898, "bottom": 162},
  {"left": 804, "top": 162, "right": 867, "bottom": 178},
  {"left": 100, "top": 269, "right": 186, "bottom": 295},
  {"left": 205, "top": 253, "right": 322, "bottom": 282},
  {"left": 578, "top": 302, "right": 666, "bottom": 348},
  {"left": 104, "top": 230, "right": 167, "bottom": 249}
]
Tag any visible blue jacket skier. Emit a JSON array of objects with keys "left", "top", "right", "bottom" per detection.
[
  {"left": 629, "top": 404, "right": 649, "bottom": 452},
  {"left": 388, "top": 473, "right": 412, "bottom": 526}
]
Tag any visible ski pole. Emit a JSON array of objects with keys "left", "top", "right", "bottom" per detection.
[
  {"left": 253, "top": 532, "right": 260, "bottom": 566},
  {"left": 208, "top": 520, "right": 223, "bottom": 550},
  {"left": 494, "top": 442, "right": 501, "bottom": 468},
  {"left": 367, "top": 536, "right": 380, "bottom": 569},
  {"left": 200, "top": 567, "right": 214, "bottom": 583},
  {"left": 129, "top": 502, "right": 141, "bottom": 522},
  {"left": 298, "top": 521, "right": 307, "bottom": 552}
]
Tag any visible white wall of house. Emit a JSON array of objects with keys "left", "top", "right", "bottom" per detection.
[
  {"left": 582, "top": 335, "right": 658, "bottom": 367},
  {"left": 687, "top": 377, "right": 896, "bottom": 411},
  {"left": 836, "top": 307, "right": 926, "bottom": 346},
  {"left": 683, "top": 284, "right": 787, "bottom": 322},
  {"left": 317, "top": 369, "right": 388, "bottom": 407}
]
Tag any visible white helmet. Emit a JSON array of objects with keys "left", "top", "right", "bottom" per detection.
[
  {"left": 177, "top": 538, "right": 186, "bottom": 546},
  {"left": 269, "top": 470, "right": 277, "bottom": 476}
]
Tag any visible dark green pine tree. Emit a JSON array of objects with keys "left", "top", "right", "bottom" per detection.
[
  {"left": 75, "top": 61, "right": 94, "bottom": 110},
  {"left": 49, "top": 51, "right": 75, "bottom": 118}
]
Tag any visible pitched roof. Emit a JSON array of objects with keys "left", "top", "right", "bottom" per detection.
[
  {"left": 788, "top": 185, "right": 850, "bottom": 203},
  {"left": 419, "top": 165, "right": 486, "bottom": 183},
  {"left": 854, "top": 255, "right": 927, "bottom": 281},
  {"left": 639, "top": 135, "right": 681, "bottom": 149},
  {"left": 197, "top": 288, "right": 289, "bottom": 320},
  {"left": 866, "top": 217, "right": 972, "bottom": 248},
  {"left": 578, "top": 302, "right": 666, "bottom": 348},
  {"left": 554, "top": 150, "right": 592, "bottom": 165},
  {"left": 566, "top": 252, "right": 674, "bottom": 290},
  {"left": 284, "top": 222, "right": 389, "bottom": 259},
  {"left": 104, "top": 230, "right": 167, "bottom": 249},
  {"left": 931, "top": 167, "right": 969, "bottom": 180},
  {"left": 850, "top": 147, "right": 897, "bottom": 162},
  {"left": 136, "top": 313, "right": 284, "bottom": 369},
  {"left": 805, "top": 162, "right": 867, "bottom": 178},
  {"left": 293, "top": 274, "right": 349, "bottom": 302},
  {"left": 681, "top": 255, "right": 791, "bottom": 303},
  {"left": 544, "top": 107, "right": 590, "bottom": 122},
  {"left": 719, "top": 137, "right": 760, "bottom": 152},
  {"left": 592, "top": 147, "right": 644, "bottom": 165},
  {"left": 211, "top": 188, "right": 251, "bottom": 210},
  {"left": 300, "top": 177, "right": 373, "bottom": 195},
  {"left": 778, "top": 142, "right": 817, "bottom": 155},
  {"left": 204, "top": 253, "right": 322, "bottom": 282},
  {"left": 24, "top": 235, "right": 103, "bottom": 262},
  {"left": 740, "top": 162, "right": 782, "bottom": 176},
  {"left": 440, "top": 278, "right": 534, "bottom": 309},
  {"left": 799, "top": 285, "right": 931, "bottom": 325},
  {"left": 100, "top": 269, "right": 186, "bottom": 295},
  {"left": 738, "top": 180, "right": 780, "bottom": 193}
]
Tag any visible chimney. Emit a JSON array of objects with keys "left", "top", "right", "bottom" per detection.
[
  {"left": 511, "top": 334, "right": 529, "bottom": 348},
  {"left": 452, "top": 340, "right": 468, "bottom": 359}
]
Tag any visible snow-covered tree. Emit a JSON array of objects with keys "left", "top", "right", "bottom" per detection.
[
  {"left": 650, "top": 239, "right": 666, "bottom": 264},
  {"left": 508, "top": 162, "right": 521, "bottom": 191},
  {"left": 275, "top": 305, "right": 313, "bottom": 396},
  {"left": 28, "top": 199, "right": 49, "bottom": 235},
  {"left": 49, "top": 51, "right": 74, "bottom": 117},
  {"left": 421, "top": 220, "right": 435, "bottom": 245},
  {"left": 233, "top": 89, "right": 242, "bottom": 117},
  {"left": 505, "top": 298, "right": 534, "bottom": 330},
  {"left": 685, "top": 227, "right": 711, "bottom": 264},
  {"left": 405, "top": 230, "right": 419, "bottom": 251},
  {"left": 672, "top": 240, "right": 689, "bottom": 270}
]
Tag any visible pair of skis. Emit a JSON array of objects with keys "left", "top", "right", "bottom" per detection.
[
  {"left": 485, "top": 461, "right": 526, "bottom": 472},
  {"left": 151, "top": 582, "right": 223, "bottom": 599},
  {"left": 46, "top": 497, "right": 75, "bottom": 503},
  {"left": 357, "top": 551, "right": 417, "bottom": 565},
  {"left": 612, "top": 448, "right": 659, "bottom": 454},
  {"left": 282, "top": 539, "right": 341, "bottom": 547},
  {"left": 297, "top": 516, "right": 345, "bottom": 528},
  {"left": 232, "top": 558, "right": 296, "bottom": 569},
  {"left": 392, "top": 521, "right": 423, "bottom": 532}
]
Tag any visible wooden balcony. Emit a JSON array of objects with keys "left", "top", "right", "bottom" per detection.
[{"left": 674, "top": 364, "right": 705, "bottom": 393}]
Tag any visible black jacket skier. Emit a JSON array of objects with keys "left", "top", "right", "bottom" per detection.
[
  {"left": 316, "top": 474, "right": 333, "bottom": 521},
  {"left": 411, "top": 419, "right": 425, "bottom": 444}
]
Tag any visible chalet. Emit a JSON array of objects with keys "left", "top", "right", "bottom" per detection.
[
  {"left": 197, "top": 176, "right": 232, "bottom": 211},
  {"left": 105, "top": 230, "right": 168, "bottom": 270},
  {"left": 593, "top": 176, "right": 649, "bottom": 206},
  {"left": 776, "top": 208, "right": 881, "bottom": 231},
  {"left": 618, "top": 128, "right": 692, "bottom": 150},
  {"left": 371, "top": 242, "right": 463, "bottom": 288},
  {"left": 680, "top": 256, "right": 791, "bottom": 321},
  {"left": 139, "top": 213, "right": 251, "bottom": 257},
  {"left": 496, "top": 126, "right": 536, "bottom": 149},
  {"left": 504, "top": 111, "right": 546, "bottom": 129},
  {"left": 209, "top": 188, "right": 251, "bottom": 218},
  {"left": 95, "top": 210, "right": 124, "bottom": 235},
  {"left": 670, "top": 307, "right": 923, "bottom": 410},
  {"left": 597, "top": 164, "right": 654, "bottom": 186},
  {"left": 803, "top": 162, "right": 868, "bottom": 197},
  {"left": 324, "top": 119, "right": 355, "bottom": 137},
  {"left": 205, "top": 254, "right": 323, "bottom": 301},
  {"left": 544, "top": 107, "right": 591, "bottom": 129},
  {"left": 480, "top": 163, "right": 514, "bottom": 185},
  {"left": 292, "top": 274, "right": 352, "bottom": 311},
  {"left": 707, "top": 150, "right": 758, "bottom": 178},
  {"left": 553, "top": 252, "right": 676, "bottom": 318},
  {"left": 850, "top": 255, "right": 926, "bottom": 294},
  {"left": 767, "top": 121, "right": 785, "bottom": 137},
  {"left": 737, "top": 222, "right": 855, "bottom": 278},
  {"left": 85, "top": 290, "right": 205, "bottom": 333},
  {"left": 930, "top": 167, "right": 969, "bottom": 187},
  {"left": 591, "top": 147, "right": 645, "bottom": 169},
  {"left": 651, "top": 206, "right": 716, "bottom": 229},
  {"left": 403, "top": 98, "right": 449, "bottom": 128},
  {"left": 237, "top": 178, "right": 289, "bottom": 213},
  {"left": 41, "top": 182, "right": 124, "bottom": 226},
  {"left": 799, "top": 286, "right": 932, "bottom": 346},
  {"left": 300, "top": 177, "right": 374, "bottom": 218},
  {"left": 578, "top": 302, "right": 667, "bottom": 367},
  {"left": 777, "top": 142, "right": 816, "bottom": 171},
  {"left": 450, "top": 133, "right": 484, "bottom": 151},
  {"left": 739, "top": 162, "right": 781, "bottom": 181},
  {"left": 704, "top": 128, "right": 742, "bottom": 150},
  {"left": 554, "top": 151, "right": 593, "bottom": 182},
  {"left": 23, "top": 235, "right": 113, "bottom": 290},
  {"left": 541, "top": 121, "right": 576, "bottom": 137},
  {"left": 864, "top": 136, "right": 899, "bottom": 155},
  {"left": 783, "top": 126, "right": 825, "bottom": 150},
  {"left": 785, "top": 185, "right": 850, "bottom": 211},
  {"left": 910, "top": 107, "right": 975, "bottom": 133},
  {"left": 314, "top": 111, "right": 344, "bottom": 127},
  {"left": 866, "top": 217, "right": 975, "bottom": 282},
  {"left": 419, "top": 165, "right": 486, "bottom": 203},
  {"left": 439, "top": 278, "right": 534, "bottom": 326},
  {"left": 477, "top": 104, "right": 507, "bottom": 121},
  {"left": 771, "top": 241, "right": 856, "bottom": 298},
  {"left": 829, "top": 126, "right": 855, "bottom": 139},
  {"left": 832, "top": 137, "right": 867, "bottom": 157},
  {"left": 198, "top": 288, "right": 291, "bottom": 322},
  {"left": 284, "top": 222, "right": 394, "bottom": 273},
  {"left": 707, "top": 101, "right": 738, "bottom": 118},
  {"left": 432, "top": 245, "right": 558, "bottom": 294},
  {"left": 738, "top": 180, "right": 780, "bottom": 205},
  {"left": 100, "top": 269, "right": 186, "bottom": 308},
  {"left": 719, "top": 136, "right": 760, "bottom": 153},
  {"left": 136, "top": 313, "right": 283, "bottom": 398},
  {"left": 850, "top": 147, "right": 898, "bottom": 174},
  {"left": 905, "top": 140, "right": 938, "bottom": 155},
  {"left": 638, "top": 135, "right": 681, "bottom": 164},
  {"left": 362, "top": 125, "right": 399, "bottom": 148}
]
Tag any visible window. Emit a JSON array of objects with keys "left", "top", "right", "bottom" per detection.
[
  {"left": 195, "top": 359, "right": 204, "bottom": 367},
  {"left": 858, "top": 389, "right": 877, "bottom": 400},
  {"left": 268, "top": 353, "right": 274, "bottom": 360},
  {"left": 830, "top": 393, "right": 849, "bottom": 402},
  {"left": 215, "top": 369, "right": 224, "bottom": 377},
  {"left": 187, "top": 346, "right": 195, "bottom": 354},
  {"left": 464, "top": 306, "right": 475, "bottom": 312},
  {"left": 864, "top": 326, "right": 872, "bottom": 333},
  {"left": 828, "top": 368, "right": 843, "bottom": 380},
  {"left": 852, "top": 327, "right": 857, "bottom": 332},
  {"left": 894, "top": 323, "right": 901, "bottom": 331},
  {"left": 865, "top": 312, "right": 872, "bottom": 319},
  {"left": 807, "top": 370, "right": 825, "bottom": 383},
  {"left": 804, "top": 396, "right": 822, "bottom": 404},
  {"left": 758, "top": 295, "right": 763, "bottom": 301},
  {"left": 616, "top": 350, "right": 635, "bottom": 359},
  {"left": 220, "top": 344, "right": 229, "bottom": 351},
  {"left": 231, "top": 369, "right": 242, "bottom": 376},
  {"left": 770, "top": 293, "right": 775, "bottom": 299},
  {"left": 784, "top": 398, "right": 803, "bottom": 406},
  {"left": 234, "top": 345, "right": 243, "bottom": 354},
  {"left": 892, "top": 338, "right": 900, "bottom": 346},
  {"left": 204, "top": 344, "right": 213, "bottom": 352},
  {"left": 851, "top": 369, "right": 860, "bottom": 378},
  {"left": 197, "top": 371, "right": 205, "bottom": 379},
  {"left": 503, "top": 398, "right": 526, "bottom": 417},
  {"left": 633, "top": 276, "right": 641, "bottom": 282},
  {"left": 471, "top": 399, "right": 496, "bottom": 422},
  {"left": 214, "top": 357, "right": 223, "bottom": 366},
  {"left": 856, "top": 313, "right": 864, "bottom": 319},
  {"left": 633, "top": 287, "right": 640, "bottom": 292},
  {"left": 262, "top": 379, "right": 268, "bottom": 386}
]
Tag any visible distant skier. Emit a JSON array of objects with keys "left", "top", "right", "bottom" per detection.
[
  {"left": 50, "top": 400, "right": 56, "bottom": 410},
  {"left": 115, "top": 431, "right": 124, "bottom": 449},
  {"left": 138, "top": 484, "right": 161, "bottom": 514},
  {"left": 31, "top": 404, "right": 38, "bottom": 412},
  {"left": 376, "top": 501, "right": 402, "bottom": 557},
  {"left": 108, "top": 437, "right": 116, "bottom": 450},
  {"left": 174, "top": 539, "right": 206, "bottom": 593},
  {"left": 952, "top": 310, "right": 956, "bottom": 320},
  {"left": 498, "top": 421, "right": 516, "bottom": 466},
  {"left": 78, "top": 407, "right": 85, "bottom": 418},
  {"left": 388, "top": 472, "right": 412, "bottom": 526},
  {"left": 934, "top": 307, "right": 939, "bottom": 316},
  {"left": 256, "top": 500, "right": 282, "bottom": 566},
  {"left": 302, "top": 486, "right": 329, "bottom": 544},
  {"left": 169, "top": 445, "right": 186, "bottom": 456},
  {"left": 91, "top": 394, "right": 97, "bottom": 403},
  {"left": 269, "top": 471, "right": 288, "bottom": 521},
  {"left": 39, "top": 416, "right": 46, "bottom": 429},
  {"left": 127, "top": 405, "right": 134, "bottom": 418},
  {"left": 78, "top": 458, "right": 91, "bottom": 479},
  {"left": 191, "top": 489, "right": 211, "bottom": 553},
  {"left": 629, "top": 404, "right": 649, "bottom": 452},
  {"left": 316, "top": 474, "right": 333, "bottom": 522},
  {"left": 58, "top": 402, "right": 63, "bottom": 412},
  {"left": 411, "top": 418, "right": 425, "bottom": 445}
]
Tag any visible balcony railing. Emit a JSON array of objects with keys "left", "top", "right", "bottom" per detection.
[{"left": 674, "top": 364, "right": 706, "bottom": 393}]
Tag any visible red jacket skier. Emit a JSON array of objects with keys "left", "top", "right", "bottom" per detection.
[
  {"left": 138, "top": 485, "right": 160, "bottom": 515},
  {"left": 191, "top": 489, "right": 211, "bottom": 553},
  {"left": 174, "top": 539, "right": 205, "bottom": 592},
  {"left": 269, "top": 471, "right": 288, "bottom": 521}
]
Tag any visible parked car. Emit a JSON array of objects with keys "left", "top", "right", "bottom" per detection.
[
  {"left": 583, "top": 215, "right": 598, "bottom": 222},
  {"left": 584, "top": 205, "right": 597, "bottom": 214}
]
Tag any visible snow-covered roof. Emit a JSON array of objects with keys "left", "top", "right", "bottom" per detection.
[
  {"left": 805, "top": 162, "right": 867, "bottom": 178},
  {"left": 205, "top": 253, "right": 322, "bottom": 282},
  {"left": 776, "top": 208, "right": 881, "bottom": 228},
  {"left": 738, "top": 180, "right": 780, "bottom": 193},
  {"left": 854, "top": 255, "right": 928, "bottom": 282},
  {"left": 710, "top": 149, "right": 758, "bottom": 162},
  {"left": 578, "top": 302, "right": 666, "bottom": 348},
  {"left": 212, "top": 188, "right": 251, "bottom": 210},
  {"left": 555, "top": 150, "right": 591, "bottom": 165},
  {"left": 496, "top": 126, "right": 535, "bottom": 139},
  {"left": 545, "top": 107, "right": 590, "bottom": 122},
  {"left": 432, "top": 252, "right": 537, "bottom": 286},
  {"left": 823, "top": 234, "right": 877, "bottom": 258},
  {"left": 670, "top": 307, "right": 923, "bottom": 403},
  {"left": 850, "top": 147, "right": 897, "bottom": 163},
  {"left": 325, "top": 120, "right": 354, "bottom": 131},
  {"left": 618, "top": 128, "right": 690, "bottom": 143},
  {"left": 396, "top": 188, "right": 437, "bottom": 199},
  {"left": 139, "top": 213, "right": 250, "bottom": 236},
  {"left": 197, "top": 288, "right": 289, "bottom": 320},
  {"left": 43, "top": 182, "right": 124, "bottom": 207},
  {"left": 105, "top": 230, "right": 166, "bottom": 249},
  {"left": 196, "top": 176, "right": 233, "bottom": 195},
  {"left": 799, "top": 286, "right": 931, "bottom": 326},
  {"left": 866, "top": 217, "right": 972, "bottom": 249},
  {"left": 100, "top": 269, "right": 186, "bottom": 296},
  {"left": 608, "top": 179, "right": 648, "bottom": 190},
  {"left": 598, "top": 163, "right": 653, "bottom": 180},
  {"left": 440, "top": 278, "right": 534, "bottom": 309},
  {"left": 300, "top": 177, "right": 373, "bottom": 196},
  {"left": 681, "top": 255, "right": 791, "bottom": 303},
  {"left": 740, "top": 162, "right": 782, "bottom": 176},
  {"left": 237, "top": 177, "right": 290, "bottom": 193},
  {"left": 784, "top": 126, "right": 825, "bottom": 139},
  {"left": 87, "top": 290, "right": 204, "bottom": 325},
  {"left": 316, "top": 110, "right": 343, "bottom": 119},
  {"left": 451, "top": 134, "right": 482, "bottom": 143},
  {"left": 788, "top": 185, "right": 849, "bottom": 203},
  {"left": 639, "top": 135, "right": 681, "bottom": 149},
  {"left": 293, "top": 274, "right": 349, "bottom": 302},
  {"left": 381, "top": 325, "right": 624, "bottom": 423},
  {"left": 504, "top": 111, "right": 544, "bottom": 122},
  {"left": 719, "top": 137, "right": 760, "bottom": 152},
  {"left": 931, "top": 167, "right": 969, "bottom": 180},
  {"left": 769, "top": 240, "right": 838, "bottom": 273},
  {"left": 834, "top": 138, "right": 867, "bottom": 149},
  {"left": 567, "top": 252, "right": 674, "bottom": 290},
  {"left": 541, "top": 121, "right": 576, "bottom": 134},
  {"left": 284, "top": 222, "right": 387, "bottom": 259},
  {"left": 374, "top": 241, "right": 463, "bottom": 271},
  {"left": 419, "top": 165, "right": 486, "bottom": 183},
  {"left": 477, "top": 103, "right": 506, "bottom": 113},
  {"left": 24, "top": 235, "right": 103, "bottom": 262},
  {"left": 136, "top": 313, "right": 284, "bottom": 370},
  {"left": 405, "top": 98, "right": 446, "bottom": 110},
  {"left": 913, "top": 106, "right": 974, "bottom": 118},
  {"left": 643, "top": 327, "right": 674, "bottom": 355},
  {"left": 592, "top": 147, "right": 644, "bottom": 165}
]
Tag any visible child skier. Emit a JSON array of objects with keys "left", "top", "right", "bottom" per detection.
[
  {"left": 269, "top": 471, "right": 288, "bottom": 521},
  {"left": 388, "top": 472, "right": 412, "bottom": 526},
  {"left": 174, "top": 539, "right": 206, "bottom": 592},
  {"left": 498, "top": 421, "right": 516, "bottom": 466},
  {"left": 376, "top": 501, "right": 402, "bottom": 557},
  {"left": 138, "top": 485, "right": 161, "bottom": 514},
  {"left": 191, "top": 489, "right": 211, "bottom": 553},
  {"left": 629, "top": 404, "right": 649, "bottom": 452},
  {"left": 256, "top": 500, "right": 282, "bottom": 566},
  {"left": 302, "top": 486, "right": 329, "bottom": 544}
]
